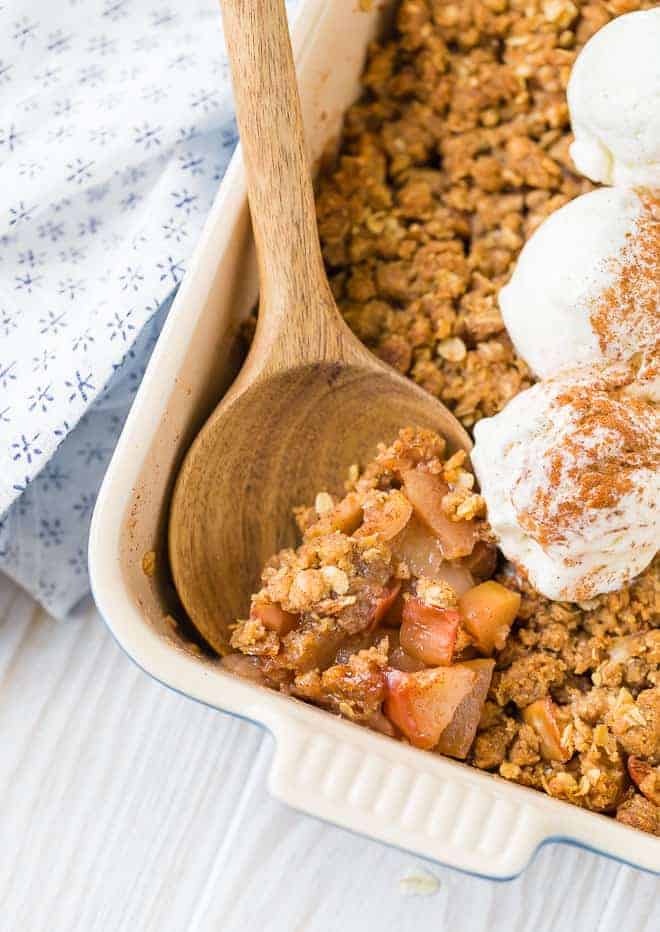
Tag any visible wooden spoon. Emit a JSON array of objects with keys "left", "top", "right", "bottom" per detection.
[{"left": 168, "top": 0, "right": 471, "bottom": 654}]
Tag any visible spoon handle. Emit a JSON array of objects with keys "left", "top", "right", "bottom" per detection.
[{"left": 221, "top": 0, "right": 333, "bottom": 331}]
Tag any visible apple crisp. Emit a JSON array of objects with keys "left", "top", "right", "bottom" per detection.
[
  {"left": 227, "top": 0, "right": 659, "bottom": 833},
  {"left": 225, "top": 426, "right": 514, "bottom": 758}
]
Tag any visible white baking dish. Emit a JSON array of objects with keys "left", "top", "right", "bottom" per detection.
[{"left": 89, "top": 0, "right": 660, "bottom": 878}]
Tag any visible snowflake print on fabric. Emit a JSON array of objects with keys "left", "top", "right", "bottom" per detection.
[
  {"left": 0, "top": 61, "right": 14, "bottom": 86},
  {"left": 18, "top": 161, "right": 43, "bottom": 179},
  {"left": 0, "top": 361, "right": 18, "bottom": 390},
  {"left": 32, "top": 349, "right": 57, "bottom": 373},
  {"left": 65, "top": 371, "right": 95, "bottom": 404},
  {"left": 134, "top": 122, "right": 163, "bottom": 150},
  {"left": 89, "top": 127, "right": 116, "bottom": 148},
  {"left": 53, "top": 98, "right": 80, "bottom": 118},
  {"left": 162, "top": 217, "right": 188, "bottom": 242},
  {"left": 66, "top": 158, "right": 95, "bottom": 185},
  {"left": 39, "top": 310, "right": 68, "bottom": 335},
  {"left": 190, "top": 89, "right": 220, "bottom": 113},
  {"left": 119, "top": 266, "right": 144, "bottom": 291},
  {"left": 1, "top": 310, "right": 18, "bottom": 337},
  {"left": 38, "top": 220, "right": 66, "bottom": 242},
  {"left": 171, "top": 188, "right": 198, "bottom": 214},
  {"left": 0, "top": 124, "right": 23, "bottom": 152},
  {"left": 28, "top": 385, "right": 54, "bottom": 414},
  {"left": 76, "top": 439, "right": 110, "bottom": 466},
  {"left": 13, "top": 18, "right": 39, "bottom": 49},
  {"left": 49, "top": 124, "right": 75, "bottom": 144},
  {"left": 0, "top": 0, "right": 300, "bottom": 620},
  {"left": 178, "top": 152, "right": 205, "bottom": 175},
  {"left": 40, "top": 464, "right": 69, "bottom": 492},
  {"left": 106, "top": 309, "right": 136, "bottom": 342},
  {"left": 47, "top": 31, "right": 73, "bottom": 55},
  {"left": 120, "top": 192, "right": 142, "bottom": 212},
  {"left": 39, "top": 517, "right": 64, "bottom": 548},
  {"left": 78, "top": 64, "right": 105, "bottom": 87},
  {"left": 11, "top": 433, "right": 43, "bottom": 465},
  {"left": 156, "top": 256, "right": 184, "bottom": 284},
  {"left": 19, "top": 249, "right": 46, "bottom": 268},
  {"left": 152, "top": 8, "right": 178, "bottom": 28},
  {"left": 59, "top": 246, "right": 88, "bottom": 264},
  {"left": 86, "top": 183, "right": 110, "bottom": 203},
  {"left": 68, "top": 547, "right": 87, "bottom": 576},
  {"left": 88, "top": 35, "right": 118, "bottom": 57},
  {"left": 9, "top": 202, "right": 35, "bottom": 226},
  {"left": 78, "top": 216, "right": 102, "bottom": 237},
  {"left": 15, "top": 272, "right": 42, "bottom": 293},
  {"left": 51, "top": 197, "right": 73, "bottom": 214},
  {"left": 169, "top": 53, "right": 197, "bottom": 73},
  {"left": 57, "top": 277, "right": 85, "bottom": 300},
  {"left": 72, "top": 493, "right": 95, "bottom": 521},
  {"left": 102, "top": 1, "right": 130, "bottom": 23},
  {"left": 141, "top": 83, "right": 169, "bottom": 104},
  {"left": 71, "top": 329, "right": 95, "bottom": 353}
]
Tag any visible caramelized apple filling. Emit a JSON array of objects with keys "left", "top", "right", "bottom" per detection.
[
  {"left": 224, "top": 427, "right": 515, "bottom": 759},
  {"left": 221, "top": 423, "right": 659, "bottom": 837}
]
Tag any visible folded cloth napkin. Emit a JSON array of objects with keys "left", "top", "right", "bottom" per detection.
[{"left": 0, "top": 0, "right": 298, "bottom": 619}]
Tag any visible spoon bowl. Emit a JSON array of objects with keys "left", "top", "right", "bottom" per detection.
[
  {"left": 168, "top": 0, "right": 470, "bottom": 654},
  {"left": 170, "top": 357, "right": 470, "bottom": 653}
]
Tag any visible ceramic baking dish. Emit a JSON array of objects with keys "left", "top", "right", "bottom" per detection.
[{"left": 89, "top": 0, "right": 660, "bottom": 878}]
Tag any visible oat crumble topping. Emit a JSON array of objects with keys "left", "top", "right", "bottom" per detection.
[{"left": 227, "top": 0, "right": 659, "bottom": 834}]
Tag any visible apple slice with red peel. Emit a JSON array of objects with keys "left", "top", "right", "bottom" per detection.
[
  {"left": 384, "top": 666, "right": 476, "bottom": 750},
  {"left": 251, "top": 600, "right": 299, "bottom": 636},
  {"left": 401, "top": 468, "right": 479, "bottom": 560},
  {"left": 522, "top": 697, "right": 571, "bottom": 763},
  {"left": 436, "top": 659, "right": 495, "bottom": 759},
  {"left": 399, "top": 597, "right": 460, "bottom": 666},
  {"left": 458, "top": 581, "right": 520, "bottom": 655}
]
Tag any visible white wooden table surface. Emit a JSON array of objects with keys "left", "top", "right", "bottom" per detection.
[{"left": 1, "top": 575, "right": 658, "bottom": 932}]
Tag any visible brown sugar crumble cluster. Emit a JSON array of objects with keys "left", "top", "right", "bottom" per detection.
[
  {"left": 227, "top": 0, "right": 659, "bottom": 834},
  {"left": 315, "top": 0, "right": 655, "bottom": 426}
]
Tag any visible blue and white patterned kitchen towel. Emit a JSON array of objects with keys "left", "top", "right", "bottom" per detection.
[{"left": 0, "top": 0, "right": 298, "bottom": 619}]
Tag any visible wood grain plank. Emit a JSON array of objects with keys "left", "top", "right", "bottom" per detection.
[
  {"left": 0, "top": 577, "right": 658, "bottom": 932},
  {"left": 0, "top": 582, "right": 264, "bottom": 932},
  {"left": 187, "top": 736, "right": 660, "bottom": 932}
]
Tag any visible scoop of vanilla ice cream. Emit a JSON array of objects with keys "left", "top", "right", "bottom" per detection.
[
  {"left": 567, "top": 9, "right": 660, "bottom": 187},
  {"left": 471, "top": 365, "right": 659, "bottom": 602},
  {"left": 498, "top": 186, "right": 659, "bottom": 385}
]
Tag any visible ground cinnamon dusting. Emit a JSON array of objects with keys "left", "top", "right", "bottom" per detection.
[
  {"left": 521, "top": 374, "right": 658, "bottom": 547},
  {"left": 589, "top": 189, "right": 660, "bottom": 359}
]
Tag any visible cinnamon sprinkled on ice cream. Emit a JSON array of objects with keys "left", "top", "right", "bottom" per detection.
[
  {"left": 499, "top": 187, "right": 659, "bottom": 385},
  {"left": 589, "top": 190, "right": 659, "bottom": 358},
  {"left": 472, "top": 365, "right": 660, "bottom": 601}
]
